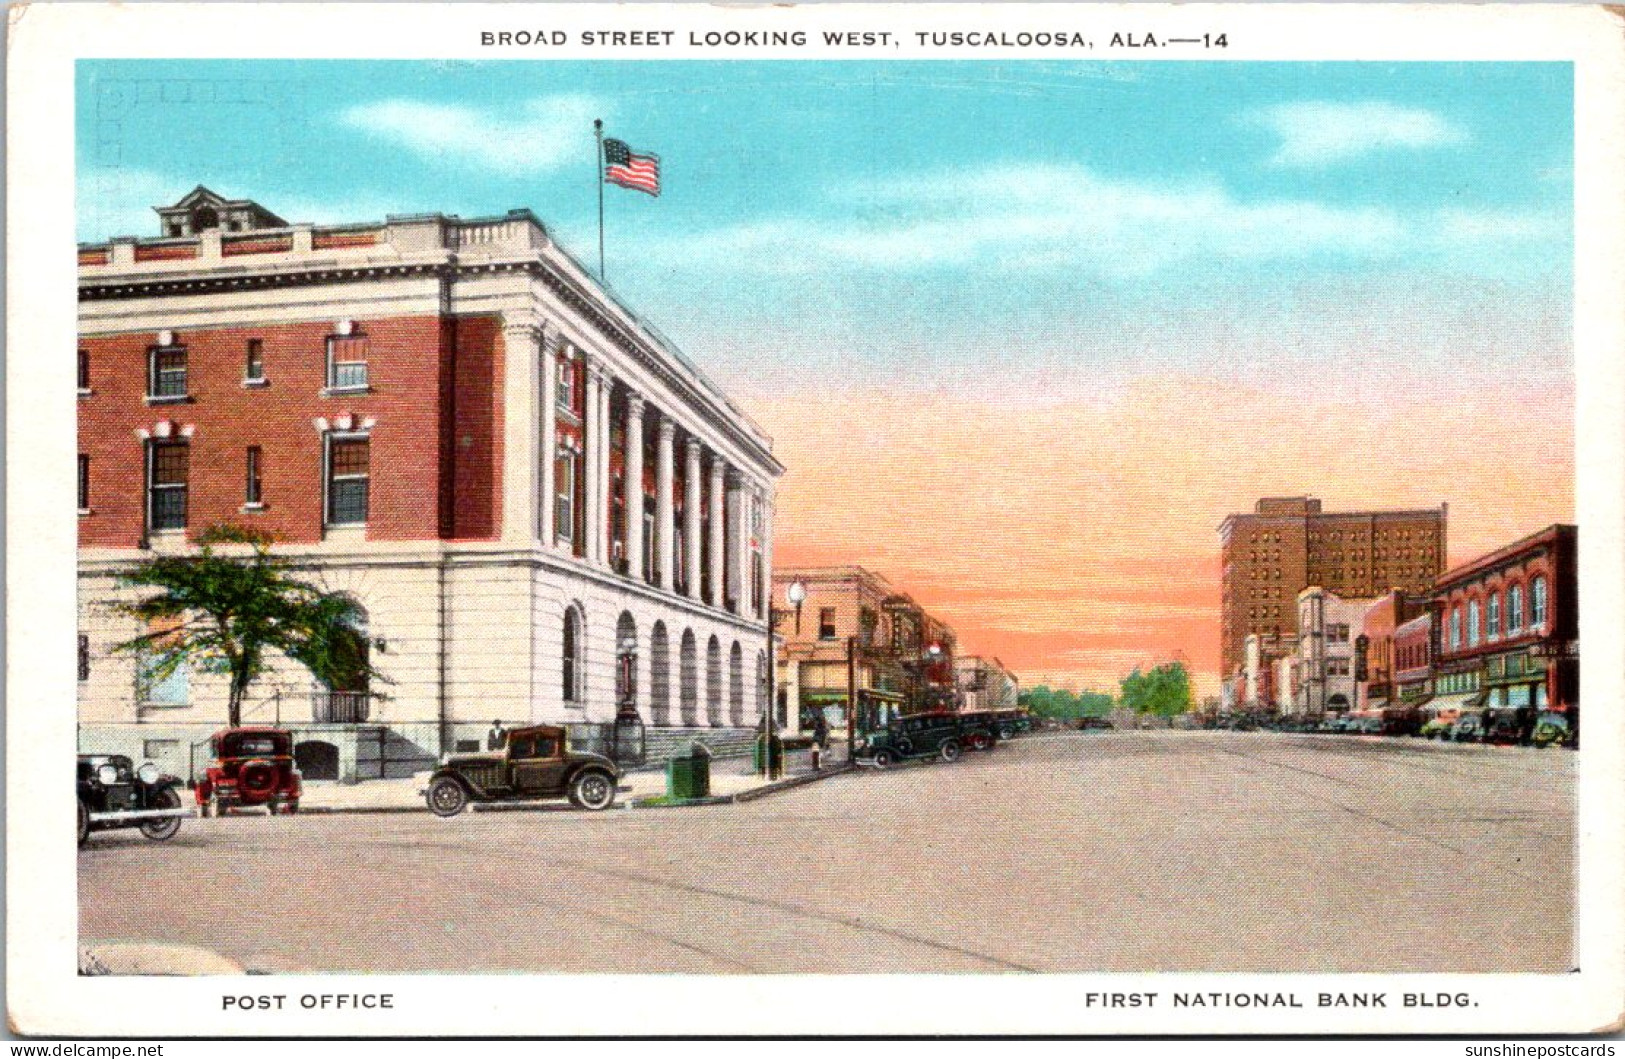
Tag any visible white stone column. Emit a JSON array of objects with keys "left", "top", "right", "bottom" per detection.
[
  {"left": 583, "top": 360, "right": 604, "bottom": 565},
  {"left": 501, "top": 317, "right": 541, "bottom": 545},
  {"left": 540, "top": 335, "right": 561, "bottom": 549},
  {"left": 731, "top": 474, "right": 752, "bottom": 617},
  {"left": 684, "top": 438, "right": 703, "bottom": 598},
  {"left": 623, "top": 393, "right": 645, "bottom": 582},
  {"left": 708, "top": 457, "right": 726, "bottom": 608},
  {"left": 656, "top": 417, "right": 676, "bottom": 592},
  {"left": 761, "top": 487, "right": 775, "bottom": 622},
  {"left": 597, "top": 368, "right": 615, "bottom": 568}
]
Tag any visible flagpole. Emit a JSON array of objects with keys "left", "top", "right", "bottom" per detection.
[{"left": 594, "top": 119, "right": 606, "bottom": 283}]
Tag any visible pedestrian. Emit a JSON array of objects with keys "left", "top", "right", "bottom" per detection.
[
  {"left": 486, "top": 719, "right": 508, "bottom": 751},
  {"left": 813, "top": 713, "right": 829, "bottom": 750}
]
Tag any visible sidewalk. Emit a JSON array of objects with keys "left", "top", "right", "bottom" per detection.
[{"left": 298, "top": 740, "right": 855, "bottom": 814}]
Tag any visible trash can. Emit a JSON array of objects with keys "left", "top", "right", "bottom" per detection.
[
  {"left": 667, "top": 743, "right": 712, "bottom": 799},
  {"left": 753, "top": 733, "right": 785, "bottom": 778}
]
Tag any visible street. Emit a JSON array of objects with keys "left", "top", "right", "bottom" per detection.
[{"left": 79, "top": 731, "right": 1575, "bottom": 974}]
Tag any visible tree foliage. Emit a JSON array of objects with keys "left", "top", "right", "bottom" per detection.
[
  {"left": 1117, "top": 662, "right": 1194, "bottom": 718},
  {"left": 111, "top": 525, "right": 386, "bottom": 727},
  {"left": 1019, "top": 685, "right": 1115, "bottom": 720}
]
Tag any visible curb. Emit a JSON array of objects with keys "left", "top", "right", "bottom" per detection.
[{"left": 296, "top": 764, "right": 856, "bottom": 815}]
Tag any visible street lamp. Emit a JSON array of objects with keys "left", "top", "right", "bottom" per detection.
[{"left": 761, "top": 579, "right": 807, "bottom": 778}]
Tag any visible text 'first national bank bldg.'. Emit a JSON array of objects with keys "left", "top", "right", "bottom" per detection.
[{"left": 77, "top": 187, "right": 783, "bottom": 781}]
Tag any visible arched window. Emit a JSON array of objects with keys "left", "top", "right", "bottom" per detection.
[
  {"left": 615, "top": 611, "right": 638, "bottom": 712},
  {"left": 562, "top": 604, "right": 585, "bottom": 705},
  {"left": 1508, "top": 584, "right": 1524, "bottom": 633},
  {"left": 706, "top": 635, "right": 723, "bottom": 727},
  {"left": 1466, "top": 599, "right": 1480, "bottom": 647},
  {"left": 1486, "top": 593, "right": 1501, "bottom": 639},
  {"left": 756, "top": 650, "right": 768, "bottom": 721},
  {"left": 650, "top": 622, "right": 671, "bottom": 727},
  {"left": 1531, "top": 576, "right": 1548, "bottom": 628},
  {"left": 1450, "top": 609, "right": 1462, "bottom": 650},
  {"left": 728, "top": 641, "right": 745, "bottom": 727},
  {"left": 315, "top": 598, "right": 370, "bottom": 722},
  {"left": 679, "top": 630, "right": 699, "bottom": 726}
]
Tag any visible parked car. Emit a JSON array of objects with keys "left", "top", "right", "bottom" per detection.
[
  {"left": 1532, "top": 711, "right": 1574, "bottom": 749},
  {"left": 195, "top": 727, "right": 303, "bottom": 816},
  {"left": 422, "top": 724, "right": 620, "bottom": 815},
  {"left": 990, "top": 710, "right": 1033, "bottom": 740},
  {"left": 78, "top": 753, "right": 189, "bottom": 847},
  {"left": 1419, "top": 716, "right": 1454, "bottom": 740},
  {"left": 855, "top": 712, "right": 964, "bottom": 768},
  {"left": 1348, "top": 715, "right": 1385, "bottom": 735},
  {"left": 955, "top": 711, "right": 1000, "bottom": 751},
  {"left": 1077, "top": 716, "right": 1115, "bottom": 731},
  {"left": 1480, "top": 708, "right": 1529, "bottom": 746},
  {"left": 1450, "top": 711, "right": 1486, "bottom": 743}
]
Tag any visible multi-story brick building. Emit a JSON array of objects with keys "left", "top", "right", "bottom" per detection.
[
  {"left": 1430, "top": 524, "right": 1579, "bottom": 736},
  {"left": 955, "top": 656, "right": 1020, "bottom": 712},
  {"left": 772, "top": 566, "right": 958, "bottom": 735},
  {"left": 1218, "top": 496, "right": 1448, "bottom": 701},
  {"left": 1392, "top": 611, "right": 1439, "bottom": 711},
  {"left": 77, "top": 187, "right": 783, "bottom": 780},
  {"left": 1357, "top": 591, "right": 1433, "bottom": 712}
]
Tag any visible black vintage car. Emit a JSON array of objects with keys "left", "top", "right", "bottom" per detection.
[
  {"left": 955, "top": 711, "right": 1000, "bottom": 751},
  {"left": 77, "top": 754, "right": 189, "bottom": 847},
  {"left": 855, "top": 712, "right": 964, "bottom": 768},
  {"left": 421, "top": 724, "right": 621, "bottom": 815}
]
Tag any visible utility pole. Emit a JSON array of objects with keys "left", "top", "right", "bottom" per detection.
[{"left": 846, "top": 635, "right": 858, "bottom": 763}]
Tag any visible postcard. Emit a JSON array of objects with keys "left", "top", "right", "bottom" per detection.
[{"left": 7, "top": 0, "right": 1624, "bottom": 1040}]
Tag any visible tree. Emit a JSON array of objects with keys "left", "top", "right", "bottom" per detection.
[
  {"left": 1119, "top": 662, "right": 1193, "bottom": 719},
  {"left": 111, "top": 525, "right": 387, "bottom": 728},
  {"left": 1019, "top": 686, "right": 1115, "bottom": 721}
]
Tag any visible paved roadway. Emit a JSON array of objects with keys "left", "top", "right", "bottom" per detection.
[{"left": 78, "top": 731, "right": 1575, "bottom": 974}]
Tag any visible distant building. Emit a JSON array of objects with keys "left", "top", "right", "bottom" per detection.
[
  {"left": 1357, "top": 591, "right": 1433, "bottom": 712},
  {"left": 1292, "top": 587, "right": 1374, "bottom": 718},
  {"left": 956, "top": 656, "right": 1019, "bottom": 712},
  {"left": 1242, "top": 631, "right": 1297, "bottom": 713},
  {"left": 1392, "top": 611, "right": 1439, "bottom": 711},
  {"left": 1218, "top": 496, "right": 1448, "bottom": 701},
  {"left": 1430, "top": 524, "right": 1578, "bottom": 734},
  {"left": 772, "top": 566, "right": 958, "bottom": 735}
]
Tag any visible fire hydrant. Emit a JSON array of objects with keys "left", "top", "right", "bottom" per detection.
[{"left": 810, "top": 741, "right": 822, "bottom": 772}]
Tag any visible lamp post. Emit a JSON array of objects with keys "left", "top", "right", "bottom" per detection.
[
  {"left": 613, "top": 632, "right": 642, "bottom": 764},
  {"left": 761, "top": 579, "right": 806, "bottom": 777}
]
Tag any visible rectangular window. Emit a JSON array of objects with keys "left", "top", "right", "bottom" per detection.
[
  {"left": 78, "top": 349, "right": 90, "bottom": 391},
  {"left": 77, "top": 634, "right": 89, "bottom": 682},
  {"left": 148, "top": 346, "right": 188, "bottom": 399},
  {"left": 819, "top": 607, "right": 837, "bottom": 640},
  {"left": 325, "top": 437, "right": 369, "bottom": 525},
  {"left": 245, "top": 446, "right": 262, "bottom": 505},
  {"left": 78, "top": 454, "right": 90, "bottom": 510},
  {"left": 327, "top": 335, "right": 369, "bottom": 391},
  {"left": 147, "top": 441, "right": 188, "bottom": 531},
  {"left": 139, "top": 655, "right": 189, "bottom": 706},
  {"left": 245, "top": 339, "right": 265, "bottom": 381},
  {"left": 556, "top": 357, "right": 575, "bottom": 412},
  {"left": 555, "top": 452, "right": 576, "bottom": 542}
]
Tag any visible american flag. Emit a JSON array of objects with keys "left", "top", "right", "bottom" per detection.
[{"left": 603, "top": 138, "right": 660, "bottom": 197}]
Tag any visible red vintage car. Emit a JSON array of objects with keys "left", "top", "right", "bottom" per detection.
[{"left": 196, "top": 727, "right": 302, "bottom": 816}]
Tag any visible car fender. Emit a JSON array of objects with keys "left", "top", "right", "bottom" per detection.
[
  {"left": 428, "top": 767, "right": 493, "bottom": 800},
  {"left": 565, "top": 762, "right": 616, "bottom": 789}
]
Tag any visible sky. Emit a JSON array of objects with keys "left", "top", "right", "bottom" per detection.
[{"left": 77, "top": 60, "right": 1576, "bottom": 697}]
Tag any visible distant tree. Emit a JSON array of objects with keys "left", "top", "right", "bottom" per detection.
[
  {"left": 1119, "top": 662, "right": 1193, "bottom": 718},
  {"left": 110, "top": 524, "right": 387, "bottom": 728},
  {"left": 1077, "top": 691, "right": 1115, "bottom": 717}
]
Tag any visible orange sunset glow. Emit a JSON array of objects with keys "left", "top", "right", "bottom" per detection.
[{"left": 757, "top": 372, "right": 1575, "bottom": 699}]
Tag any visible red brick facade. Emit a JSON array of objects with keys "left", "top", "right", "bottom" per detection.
[{"left": 78, "top": 312, "right": 506, "bottom": 547}]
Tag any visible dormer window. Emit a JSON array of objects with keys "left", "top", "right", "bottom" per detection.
[{"left": 193, "top": 206, "right": 219, "bottom": 231}]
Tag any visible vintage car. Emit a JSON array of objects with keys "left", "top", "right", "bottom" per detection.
[
  {"left": 855, "top": 712, "right": 964, "bottom": 768},
  {"left": 196, "top": 727, "right": 303, "bottom": 816},
  {"left": 78, "top": 753, "right": 189, "bottom": 847},
  {"left": 1077, "top": 716, "right": 1115, "bottom": 731},
  {"left": 989, "top": 710, "right": 1033, "bottom": 741},
  {"left": 1449, "top": 711, "right": 1486, "bottom": 743},
  {"left": 421, "top": 724, "right": 621, "bottom": 815},
  {"left": 955, "top": 711, "right": 1000, "bottom": 751},
  {"left": 1532, "top": 711, "right": 1574, "bottom": 749}
]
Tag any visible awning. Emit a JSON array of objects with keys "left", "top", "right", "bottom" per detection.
[
  {"left": 1430, "top": 691, "right": 1487, "bottom": 714},
  {"left": 1367, "top": 699, "right": 1391, "bottom": 712}
]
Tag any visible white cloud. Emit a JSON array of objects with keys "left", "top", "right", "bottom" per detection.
[
  {"left": 337, "top": 95, "right": 605, "bottom": 176},
  {"left": 1246, "top": 101, "right": 1467, "bottom": 168},
  {"left": 652, "top": 162, "right": 1559, "bottom": 279}
]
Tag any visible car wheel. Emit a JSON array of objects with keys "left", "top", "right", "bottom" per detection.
[
  {"left": 427, "top": 777, "right": 469, "bottom": 818},
  {"left": 140, "top": 788, "right": 183, "bottom": 841},
  {"left": 940, "top": 740, "right": 962, "bottom": 763},
  {"left": 970, "top": 734, "right": 990, "bottom": 751},
  {"left": 571, "top": 771, "right": 615, "bottom": 811},
  {"left": 871, "top": 749, "right": 895, "bottom": 769},
  {"left": 999, "top": 726, "right": 1016, "bottom": 740},
  {"left": 77, "top": 799, "right": 90, "bottom": 848}
]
